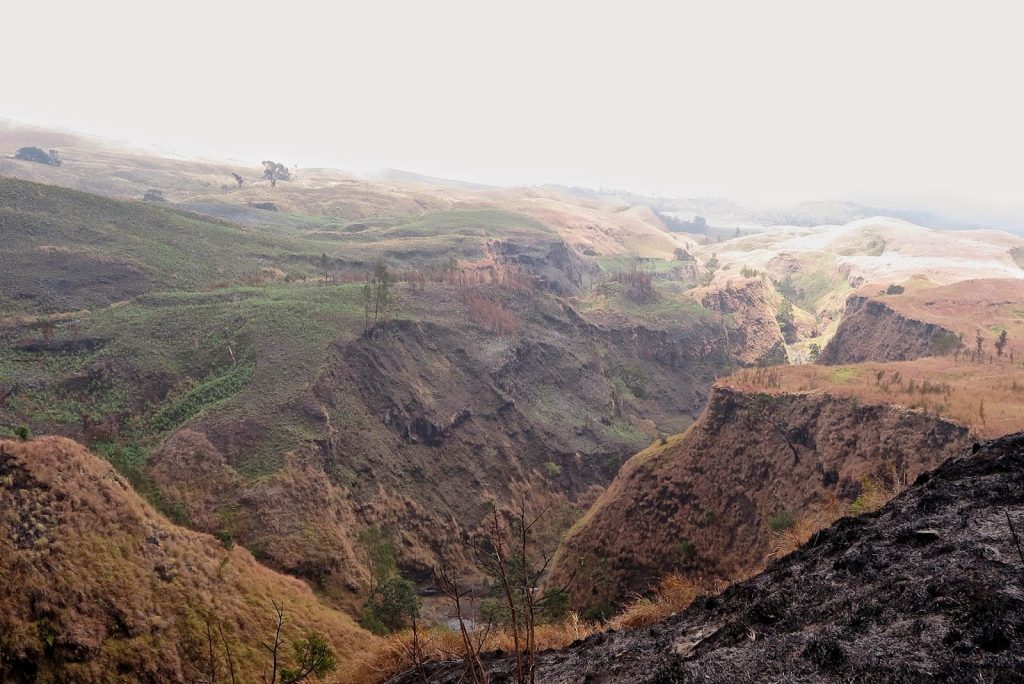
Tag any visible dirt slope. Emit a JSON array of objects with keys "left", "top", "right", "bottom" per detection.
[
  {"left": 548, "top": 386, "right": 971, "bottom": 611},
  {"left": 821, "top": 278, "right": 1024, "bottom": 365},
  {"left": 699, "top": 277, "right": 788, "bottom": 366},
  {"left": 393, "top": 432, "right": 1024, "bottom": 683},
  {"left": 821, "top": 295, "right": 961, "bottom": 365},
  {"left": 148, "top": 290, "right": 735, "bottom": 608},
  {"left": 0, "top": 437, "right": 373, "bottom": 682}
]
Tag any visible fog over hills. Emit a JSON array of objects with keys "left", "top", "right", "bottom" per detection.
[{"left": 3, "top": 4, "right": 1024, "bottom": 679}]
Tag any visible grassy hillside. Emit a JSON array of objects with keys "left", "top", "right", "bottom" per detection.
[
  {"left": 0, "top": 436, "right": 373, "bottom": 682},
  {"left": 0, "top": 176, "right": 567, "bottom": 319},
  {"left": 0, "top": 175, "right": 741, "bottom": 613}
]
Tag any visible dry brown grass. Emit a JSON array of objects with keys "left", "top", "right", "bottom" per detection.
[
  {"left": 342, "top": 616, "right": 597, "bottom": 683},
  {"left": 0, "top": 437, "right": 375, "bottom": 682},
  {"left": 864, "top": 278, "right": 1024, "bottom": 348},
  {"left": 346, "top": 573, "right": 712, "bottom": 683},
  {"left": 728, "top": 356, "right": 1024, "bottom": 439},
  {"left": 608, "top": 574, "right": 708, "bottom": 630}
]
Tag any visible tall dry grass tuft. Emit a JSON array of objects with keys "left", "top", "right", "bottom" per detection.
[
  {"left": 341, "top": 617, "right": 597, "bottom": 684},
  {"left": 608, "top": 574, "right": 707, "bottom": 630},
  {"left": 766, "top": 496, "right": 845, "bottom": 561}
]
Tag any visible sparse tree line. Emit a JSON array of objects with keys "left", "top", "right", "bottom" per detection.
[
  {"left": 941, "top": 329, "right": 1013, "bottom": 364},
  {"left": 184, "top": 602, "right": 336, "bottom": 684}
]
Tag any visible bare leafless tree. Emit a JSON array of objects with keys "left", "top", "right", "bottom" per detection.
[
  {"left": 434, "top": 562, "right": 490, "bottom": 684},
  {"left": 263, "top": 600, "right": 286, "bottom": 684},
  {"left": 465, "top": 500, "right": 573, "bottom": 684}
]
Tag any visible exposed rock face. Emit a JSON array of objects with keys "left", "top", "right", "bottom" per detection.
[
  {"left": 149, "top": 298, "right": 736, "bottom": 607},
  {"left": 820, "top": 295, "right": 959, "bottom": 365},
  {"left": 393, "top": 432, "right": 1024, "bottom": 683},
  {"left": 547, "top": 386, "right": 971, "bottom": 611},
  {"left": 700, "top": 278, "right": 788, "bottom": 366},
  {"left": 488, "top": 239, "right": 594, "bottom": 295}
]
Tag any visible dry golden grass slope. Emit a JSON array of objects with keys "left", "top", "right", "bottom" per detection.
[
  {"left": 729, "top": 356, "right": 1024, "bottom": 440},
  {"left": 0, "top": 436, "right": 374, "bottom": 683},
  {"left": 0, "top": 119, "right": 686, "bottom": 257},
  {"left": 859, "top": 278, "right": 1024, "bottom": 346}
]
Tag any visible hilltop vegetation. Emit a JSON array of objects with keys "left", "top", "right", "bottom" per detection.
[{"left": 730, "top": 356, "right": 1024, "bottom": 440}]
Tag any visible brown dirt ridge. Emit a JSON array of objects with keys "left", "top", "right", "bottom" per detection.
[{"left": 547, "top": 385, "right": 972, "bottom": 611}]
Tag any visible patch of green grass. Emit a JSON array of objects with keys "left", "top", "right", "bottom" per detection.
[
  {"left": 768, "top": 509, "right": 796, "bottom": 532},
  {"left": 828, "top": 367, "right": 862, "bottom": 384},
  {"left": 595, "top": 256, "right": 678, "bottom": 274},
  {"left": 89, "top": 440, "right": 182, "bottom": 516},
  {"left": 390, "top": 209, "right": 552, "bottom": 238},
  {"left": 604, "top": 417, "right": 646, "bottom": 445},
  {"left": 152, "top": 363, "right": 254, "bottom": 433}
]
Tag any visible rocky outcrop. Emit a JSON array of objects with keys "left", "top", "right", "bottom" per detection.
[
  {"left": 701, "top": 278, "right": 788, "bottom": 366},
  {"left": 148, "top": 297, "right": 736, "bottom": 607},
  {"left": 547, "top": 385, "right": 971, "bottom": 611},
  {"left": 393, "top": 432, "right": 1024, "bottom": 683},
  {"left": 820, "top": 295, "right": 960, "bottom": 364},
  {"left": 488, "top": 240, "right": 594, "bottom": 295}
]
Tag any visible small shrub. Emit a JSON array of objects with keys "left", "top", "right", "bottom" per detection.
[
  {"left": 14, "top": 425, "right": 32, "bottom": 441},
  {"left": 768, "top": 509, "right": 796, "bottom": 532},
  {"left": 544, "top": 461, "right": 562, "bottom": 478},
  {"left": 672, "top": 539, "right": 696, "bottom": 564},
  {"left": 215, "top": 529, "right": 235, "bottom": 550},
  {"left": 14, "top": 146, "right": 60, "bottom": 166}
]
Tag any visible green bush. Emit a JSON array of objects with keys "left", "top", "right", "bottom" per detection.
[
  {"left": 769, "top": 509, "right": 796, "bottom": 532},
  {"left": 672, "top": 539, "right": 696, "bottom": 564},
  {"left": 215, "top": 529, "right": 235, "bottom": 550}
]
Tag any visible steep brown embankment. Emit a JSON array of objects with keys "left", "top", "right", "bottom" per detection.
[
  {"left": 819, "top": 295, "right": 959, "bottom": 364},
  {"left": 394, "top": 432, "right": 1024, "bottom": 683},
  {"left": 548, "top": 386, "right": 971, "bottom": 611},
  {"left": 149, "top": 292, "right": 735, "bottom": 609},
  {"left": 0, "top": 437, "right": 372, "bottom": 682},
  {"left": 700, "top": 277, "right": 788, "bottom": 366}
]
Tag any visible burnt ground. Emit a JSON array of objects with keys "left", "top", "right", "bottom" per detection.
[{"left": 392, "top": 432, "right": 1024, "bottom": 683}]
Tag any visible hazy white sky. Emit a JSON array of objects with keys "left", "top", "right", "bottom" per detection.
[{"left": 3, "top": 1, "right": 1023, "bottom": 221}]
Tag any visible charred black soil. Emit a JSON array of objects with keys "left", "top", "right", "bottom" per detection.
[{"left": 392, "top": 432, "right": 1024, "bottom": 683}]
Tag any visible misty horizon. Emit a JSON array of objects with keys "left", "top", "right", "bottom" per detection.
[{"left": 4, "top": 2, "right": 1024, "bottom": 230}]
